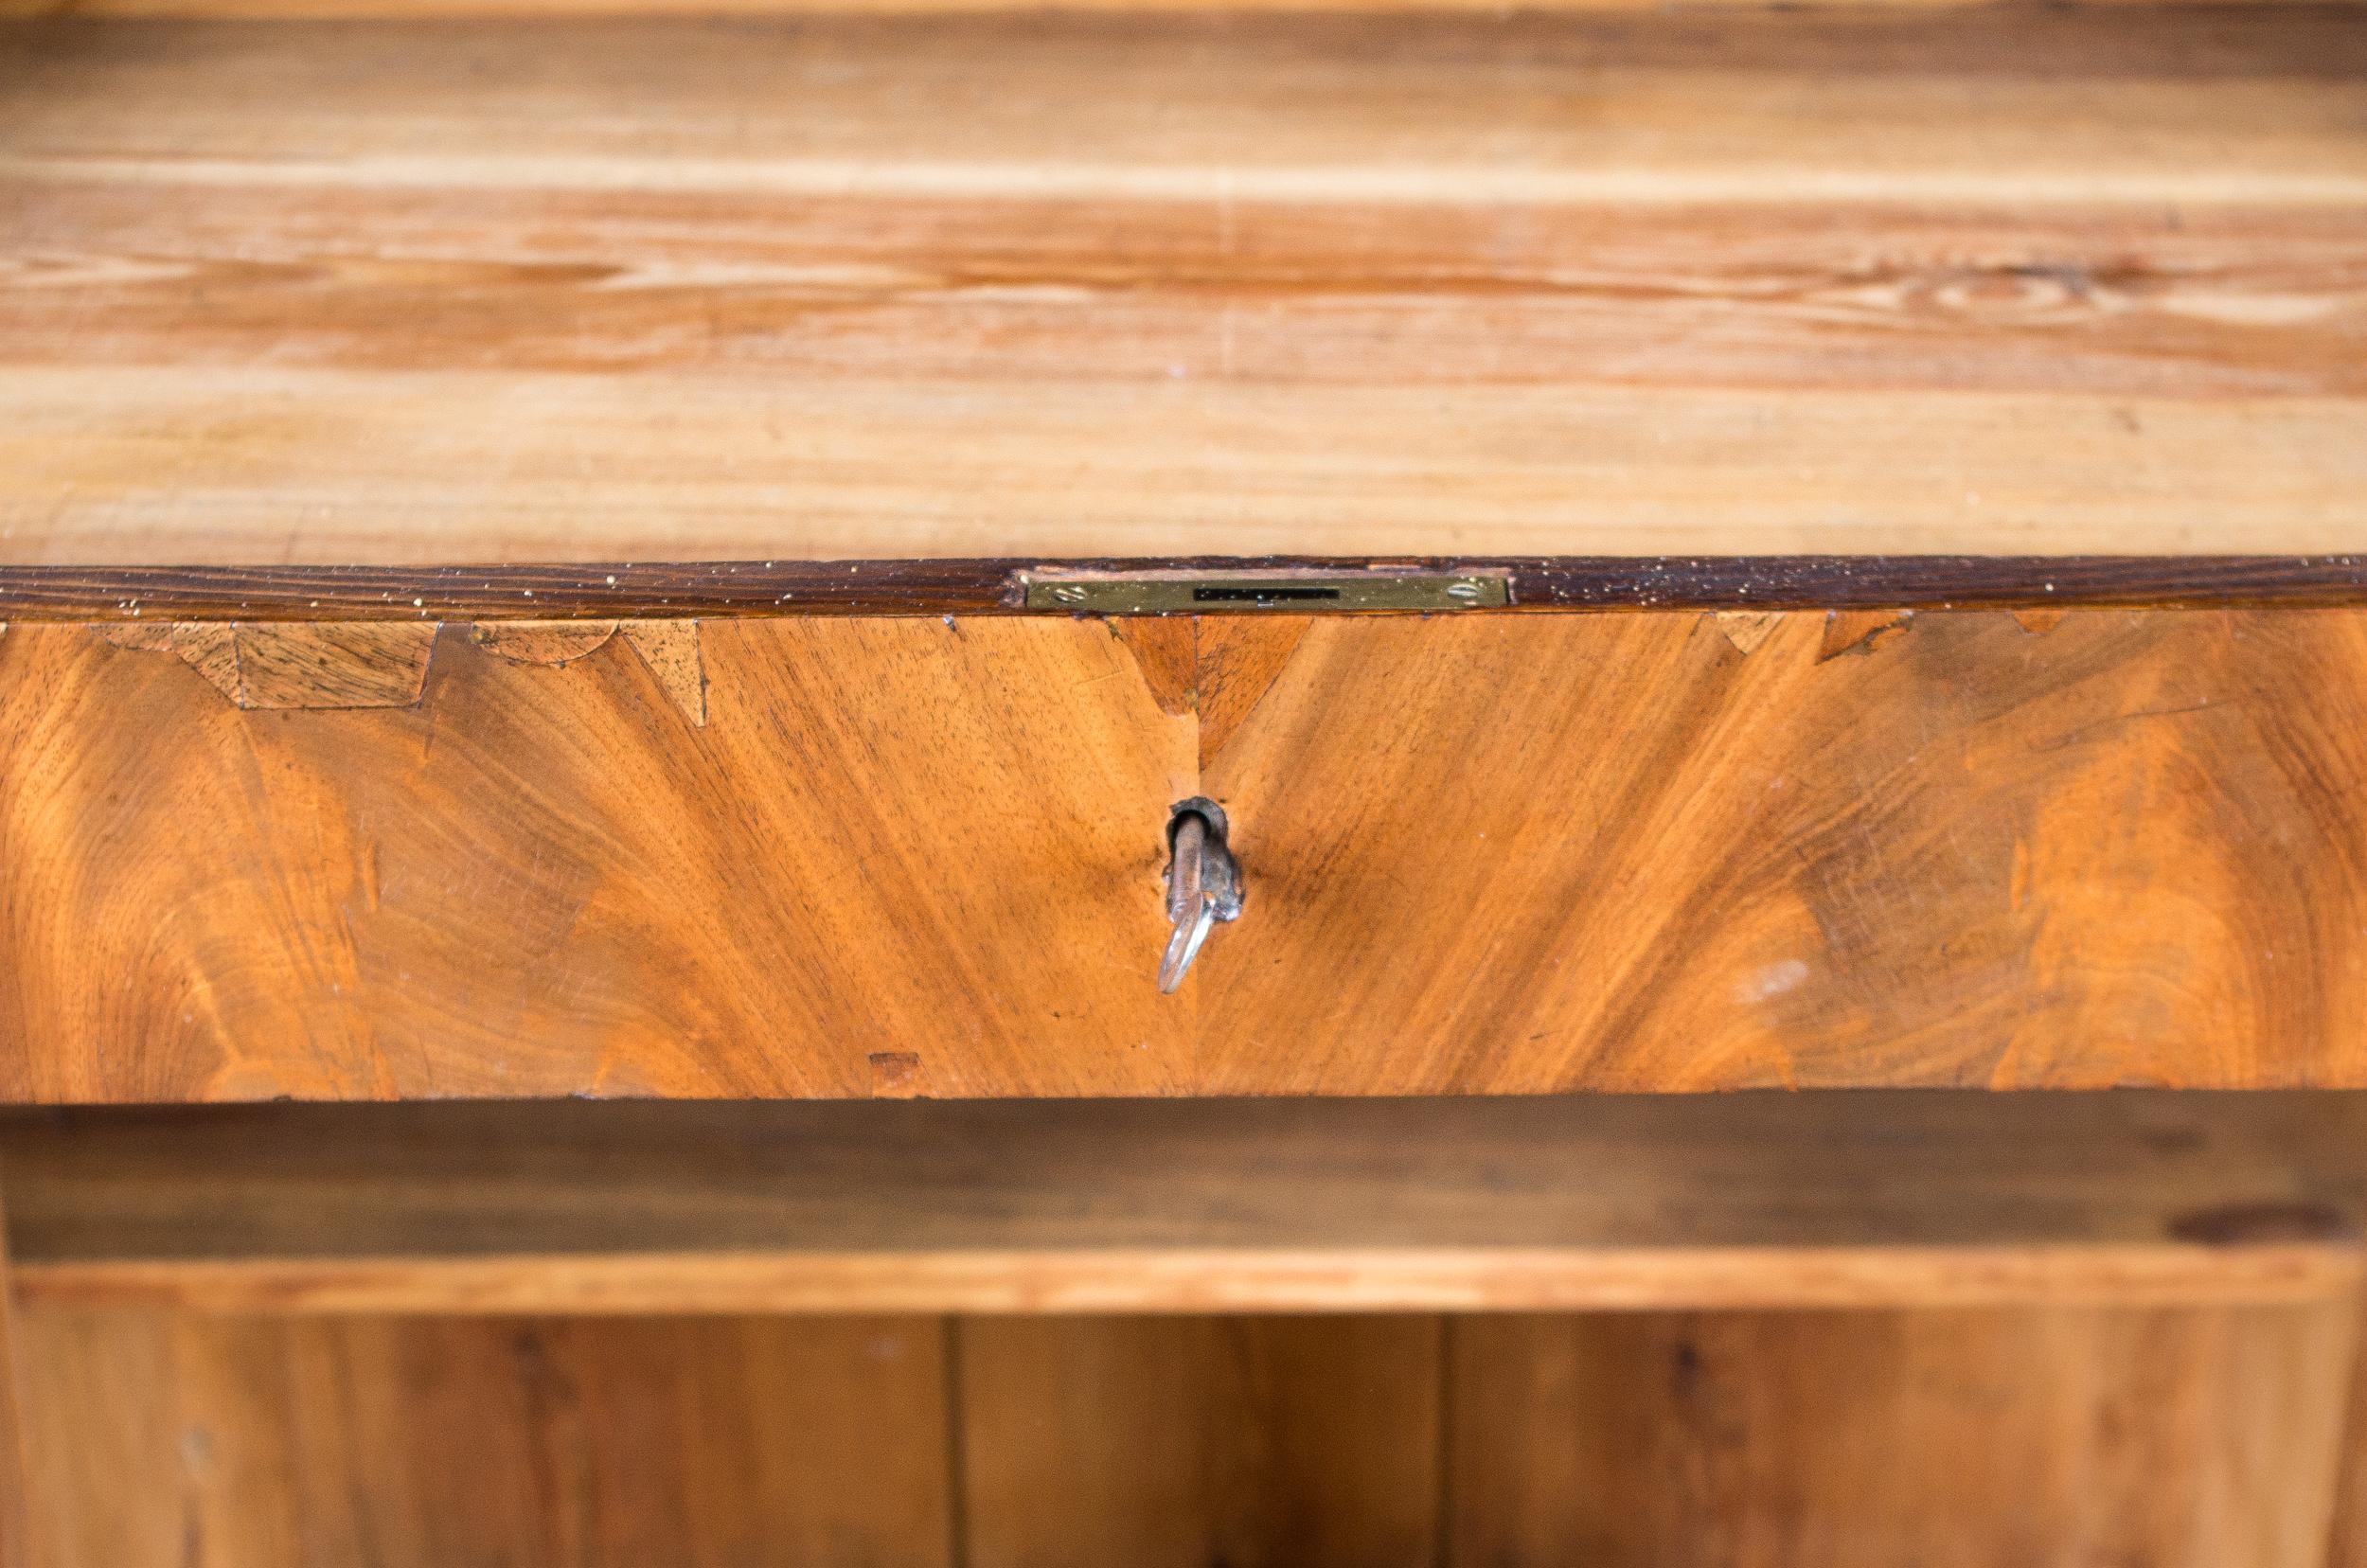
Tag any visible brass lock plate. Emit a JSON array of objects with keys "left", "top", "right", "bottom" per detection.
[{"left": 1018, "top": 568, "right": 1512, "bottom": 615}]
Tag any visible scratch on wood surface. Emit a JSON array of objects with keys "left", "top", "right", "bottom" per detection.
[
  {"left": 1713, "top": 610, "right": 1786, "bottom": 655},
  {"left": 620, "top": 621, "right": 706, "bottom": 726},
  {"left": 471, "top": 620, "right": 620, "bottom": 666},
  {"left": 100, "top": 622, "right": 436, "bottom": 709},
  {"left": 1816, "top": 609, "right": 1913, "bottom": 664},
  {"left": 1110, "top": 617, "right": 1197, "bottom": 718},
  {"left": 1197, "top": 616, "right": 1311, "bottom": 769},
  {"left": 868, "top": 1051, "right": 926, "bottom": 1098},
  {"left": 2013, "top": 609, "right": 2069, "bottom": 636}
]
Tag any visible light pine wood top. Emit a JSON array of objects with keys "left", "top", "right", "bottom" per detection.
[{"left": 2, "top": 9, "right": 2363, "bottom": 563}]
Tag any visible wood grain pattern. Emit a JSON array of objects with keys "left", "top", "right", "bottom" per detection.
[
  {"left": 958, "top": 1315, "right": 1441, "bottom": 1568},
  {"left": 1449, "top": 1305, "right": 2361, "bottom": 1568},
  {"left": 14, "top": 608, "right": 2367, "bottom": 1096},
  {"left": 464, "top": 622, "right": 705, "bottom": 722},
  {"left": 3, "top": 12, "right": 2364, "bottom": 563},
  {"left": 11, "top": 1094, "right": 2363, "bottom": 1313},
  {"left": 13, "top": 1301, "right": 2358, "bottom": 1568},
  {"left": 0, "top": 616, "right": 1193, "bottom": 1101},
  {"left": 1198, "top": 608, "right": 2367, "bottom": 1093},
  {"left": 11, "top": 1310, "right": 955, "bottom": 1568},
  {"left": 102, "top": 621, "right": 438, "bottom": 708}
]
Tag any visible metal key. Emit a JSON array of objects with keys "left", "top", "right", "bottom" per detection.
[{"left": 1159, "top": 799, "right": 1244, "bottom": 993}]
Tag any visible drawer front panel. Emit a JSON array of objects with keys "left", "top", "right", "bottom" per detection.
[
  {"left": 0, "top": 617, "right": 1195, "bottom": 1100},
  {"left": 2, "top": 608, "right": 2360, "bottom": 1100},
  {"left": 1201, "top": 610, "right": 2367, "bottom": 1092}
]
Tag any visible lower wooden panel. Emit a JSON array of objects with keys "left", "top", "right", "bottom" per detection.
[
  {"left": 14, "top": 1305, "right": 2359, "bottom": 1568},
  {"left": 957, "top": 1315, "right": 1440, "bottom": 1568},
  {"left": 1450, "top": 1306, "right": 2360, "bottom": 1568},
  {"left": 2333, "top": 1326, "right": 2367, "bottom": 1568},
  {"left": 11, "top": 1311, "right": 955, "bottom": 1568}
]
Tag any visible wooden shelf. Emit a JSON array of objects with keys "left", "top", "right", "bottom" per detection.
[
  {"left": 5, "top": 1093, "right": 2363, "bottom": 1314},
  {"left": 3, "top": 8, "right": 2364, "bottom": 564}
]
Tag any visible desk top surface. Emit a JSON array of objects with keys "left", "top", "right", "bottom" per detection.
[{"left": 2, "top": 9, "right": 2363, "bottom": 568}]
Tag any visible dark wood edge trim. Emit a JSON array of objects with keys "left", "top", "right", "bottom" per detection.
[{"left": 0, "top": 555, "right": 2363, "bottom": 620}]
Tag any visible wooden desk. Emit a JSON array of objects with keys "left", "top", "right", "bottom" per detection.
[{"left": 5, "top": 5, "right": 2367, "bottom": 1563}]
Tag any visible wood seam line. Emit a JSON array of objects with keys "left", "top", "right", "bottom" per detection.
[
  {"left": 942, "top": 1315, "right": 972, "bottom": 1568},
  {"left": 1433, "top": 1313, "right": 1456, "bottom": 1568},
  {"left": 0, "top": 1185, "right": 34, "bottom": 1568},
  {"left": 2321, "top": 1283, "right": 2367, "bottom": 1565}
]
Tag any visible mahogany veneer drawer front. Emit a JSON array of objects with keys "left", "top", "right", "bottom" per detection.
[{"left": 2, "top": 602, "right": 2359, "bottom": 1102}]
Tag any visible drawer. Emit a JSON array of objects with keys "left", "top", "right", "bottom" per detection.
[
  {"left": 0, "top": 615, "right": 1193, "bottom": 1100},
  {"left": 1196, "top": 609, "right": 2367, "bottom": 1093},
  {"left": 3, "top": 600, "right": 2361, "bottom": 1101}
]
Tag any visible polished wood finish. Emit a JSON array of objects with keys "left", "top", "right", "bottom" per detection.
[
  {"left": 4, "top": 10, "right": 2364, "bottom": 564},
  {"left": 0, "top": 616, "right": 1192, "bottom": 1100},
  {"left": 11, "top": 608, "right": 2367, "bottom": 1097},
  {"left": 1451, "top": 1304, "right": 2361, "bottom": 1568},
  {"left": 9, "top": 1094, "right": 2360, "bottom": 1313},
  {"left": 1198, "top": 608, "right": 2367, "bottom": 1092},
  {"left": 13, "top": 1303, "right": 2357, "bottom": 1568}
]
